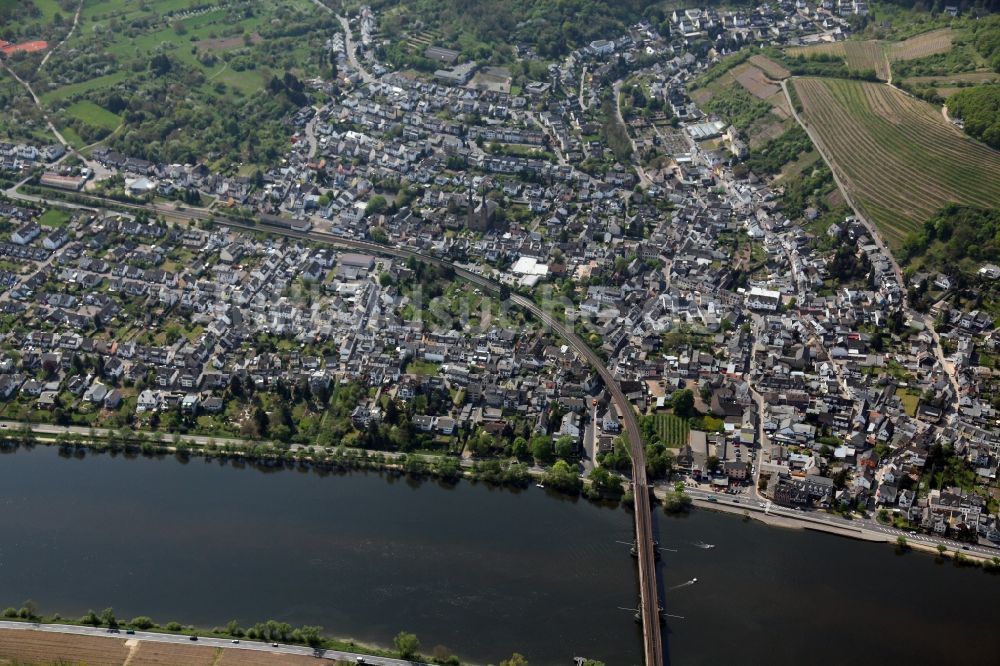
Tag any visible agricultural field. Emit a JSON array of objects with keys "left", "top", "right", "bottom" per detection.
[
  {"left": 887, "top": 28, "right": 954, "bottom": 62},
  {"left": 904, "top": 71, "right": 1000, "bottom": 87},
  {"left": 650, "top": 413, "right": 690, "bottom": 448},
  {"left": 127, "top": 641, "right": 220, "bottom": 665},
  {"left": 0, "top": 629, "right": 333, "bottom": 666},
  {"left": 748, "top": 54, "right": 791, "bottom": 80},
  {"left": 0, "top": 629, "right": 129, "bottom": 666},
  {"left": 794, "top": 77, "right": 1000, "bottom": 248},
  {"left": 902, "top": 70, "right": 1000, "bottom": 100},
  {"left": 787, "top": 40, "right": 890, "bottom": 80}
]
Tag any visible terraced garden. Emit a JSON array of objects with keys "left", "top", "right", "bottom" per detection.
[{"left": 793, "top": 77, "right": 1000, "bottom": 248}]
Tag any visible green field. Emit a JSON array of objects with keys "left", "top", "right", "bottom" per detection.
[
  {"left": 65, "top": 101, "right": 121, "bottom": 131},
  {"left": 405, "top": 360, "right": 442, "bottom": 376},
  {"left": 37, "top": 208, "right": 70, "bottom": 227},
  {"left": 650, "top": 414, "right": 690, "bottom": 448},
  {"left": 794, "top": 77, "right": 1000, "bottom": 248},
  {"left": 31, "top": 0, "right": 63, "bottom": 21},
  {"left": 39, "top": 72, "right": 130, "bottom": 104}
]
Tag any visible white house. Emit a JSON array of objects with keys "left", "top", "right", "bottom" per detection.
[
  {"left": 136, "top": 389, "right": 160, "bottom": 412},
  {"left": 11, "top": 222, "right": 40, "bottom": 245},
  {"left": 746, "top": 287, "right": 781, "bottom": 312}
]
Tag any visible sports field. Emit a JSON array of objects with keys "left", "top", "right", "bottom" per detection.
[
  {"left": 0, "top": 39, "right": 49, "bottom": 55},
  {"left": 794, "top": 77, "right": 1000, "bottom": 248}
]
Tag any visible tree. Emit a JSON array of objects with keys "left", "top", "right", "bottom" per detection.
[
  {"left": 511, "top": 436, "right": 529, "bottom": 460},
  {"left": 589, "top": 466, "right": 624, "bottom": 497},
  {"left": 81, "top": 610, "right": 101, "bottom": 626},
  {"left": 895, "top": 535, "right": 909, "bottom": 552},
  {"left": 543, "top": 459, "right": 583, "bottom": 494},
  {"left": 501, "top": 654, "right": 529, "bottom": 666},
  {"left": 19, "top": 600, "right": 38, "bottom": 620},
  {"left": 671, "top": 389, "right": 696, "bottom": 418},
  {"left": 365, "top": 195, "right": 388, "bottom": 217},
  {"left": 130, "top": 616, "right": 155, "bottom": 630},
  {"left": 663, "top": 489, "right": 692, "bottom": 514},
  {"left": 554, "top": 435, "right": 576, "bottom": 459},
  {"left": 301, "top": 625, "right": 324, "bottom": 647},
  {"left": 100, "top": 607, "right": 118, "bottom": 629},
  {"left": 530, "top": 435, "right": 554, "bottom": 464},
  {"left": 394, "top": 631, "right": 420, "bottom": 658}
]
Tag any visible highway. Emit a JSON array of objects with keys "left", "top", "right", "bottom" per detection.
[
  {"left": 7, "top": 185, "right": 668, "bottom": 662},
  {"left": 0, "top": 620, "right": 428, "bottom": 665}
]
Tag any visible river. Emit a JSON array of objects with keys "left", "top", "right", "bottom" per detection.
[{"left": 0, "top": 445, "right": 997, "bottom": 665}]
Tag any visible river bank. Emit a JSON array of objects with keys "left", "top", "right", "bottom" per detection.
[
  {"left": 6, "top": 421, "right": 999, "bottom": 568},
  {"left": 691, "top": 497, "right": 1000, "bottom": 567},
  {"left": 0, "top": 445, "right": 642, "bottom": 664}
]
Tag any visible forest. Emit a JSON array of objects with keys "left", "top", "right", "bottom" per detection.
[
  {"left": 901, "top": 204, "right": 1000, "bottom": 270},
  {"left": 948, "top": 84, "right": 1000, "bottom": 148}
]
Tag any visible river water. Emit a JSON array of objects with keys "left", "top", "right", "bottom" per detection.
[{"left": 0, "top": 445, "right": 997, "bottom": 665}]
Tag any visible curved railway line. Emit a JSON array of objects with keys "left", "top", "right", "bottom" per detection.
[{"left": 6, "top": 186, "right": 666, "bottom": 665}]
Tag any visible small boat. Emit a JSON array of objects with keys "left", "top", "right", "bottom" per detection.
[
  {"left": 536, "top": 483, "right": 545, "bottom": 489},
  {"left": 692, "top": 541, "right": 715, "bottom": 549}
]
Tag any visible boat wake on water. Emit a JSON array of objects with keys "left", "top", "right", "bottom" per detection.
[
  {"left": 669, "top": 578, "right": 698, "bottom": 590},
  {"left": 692, "top": 541, "right": 715, "bottom": 549}
]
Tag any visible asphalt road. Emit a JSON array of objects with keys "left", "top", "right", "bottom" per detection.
[{"left": 0, "top": 620, "right": 426, "bottom": 665}]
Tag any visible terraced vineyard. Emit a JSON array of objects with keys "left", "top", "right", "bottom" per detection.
[
  {"left": 787, "top": 41, "right": 890, "bottom": 80},
  {"left": 888, "top": 28, "right": 954, "bottom": 62},
  {"left": 651, "top": 414, "right": 690, "bottom": 447},
  {"left": 794, "top": 77, "right": 1000, "bottom": 248}
]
